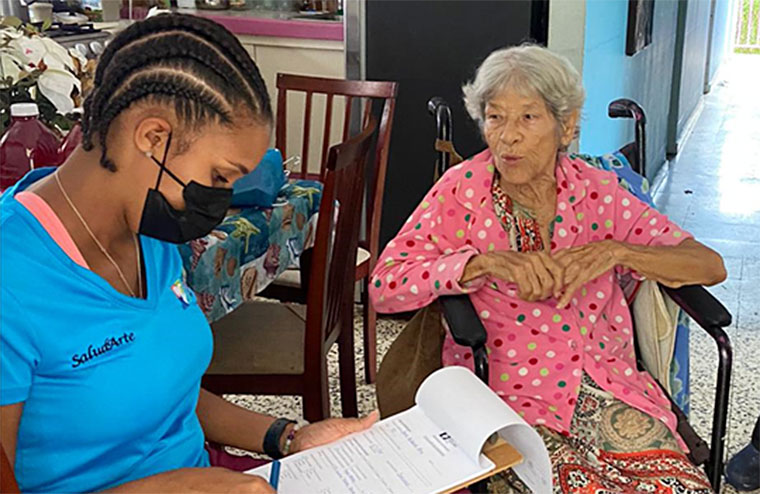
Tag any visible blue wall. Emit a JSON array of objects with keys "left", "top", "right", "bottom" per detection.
[
  {"left": 708, "top": 0, "right": 734, "bottom": 86},
  {"left": 580, "top": 0, "right": 679, "bottom": 180},
  {"left": 677, "top": 0, "right": 712, "bottom": 140}
]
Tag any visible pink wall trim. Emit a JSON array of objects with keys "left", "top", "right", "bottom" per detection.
[{"left": 196, "top": 12, "right": 344, "bottom": 41}]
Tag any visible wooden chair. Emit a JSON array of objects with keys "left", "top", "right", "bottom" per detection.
[
  {"left": 263, "top": 74, "right": 398, "bottom": 384},
  {"left": 203, "top": 120, "right": 378, "bottom": 422},
  {"left": 1, "top": 444, "right": 20, "bottom": 493}
]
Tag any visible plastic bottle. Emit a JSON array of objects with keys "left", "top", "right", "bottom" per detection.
[
  {"left": 0, "top": 103, "right": 63, "bottom": 192},
  {"left": 59, "top": 122, "right": 83, "bottom": 163}
]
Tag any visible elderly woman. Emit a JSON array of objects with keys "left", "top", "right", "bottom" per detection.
[{"left": 370, "top": 45, "right": 725, "bottom": 494}]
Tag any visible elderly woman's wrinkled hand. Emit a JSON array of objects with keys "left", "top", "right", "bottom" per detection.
[
  {"left": 470, "top": 250, "right": 565, "bottom": 302},
  {"left": 553, "top": 240, "right": 624, "bottom": 308}
]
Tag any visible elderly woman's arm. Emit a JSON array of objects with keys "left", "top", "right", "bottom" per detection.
[
  {"left": 554, "top": 178, "right": 725, "bottom": 307},
  {"left": 554, "top": 238, "right": 725, "bottom": 307},
  {"left": 369, "top": 184, "right": 486, "bottom": 314},
  {"left": 615, "top": 238, "right": 725, "bottom": 287}
]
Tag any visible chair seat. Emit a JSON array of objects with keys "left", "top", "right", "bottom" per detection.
[
  {"left": 275, "top": 247, "right": 371, "bottom": 288},
  {"left": 207, "top": 300, "right": 307, "bottom": 375}
]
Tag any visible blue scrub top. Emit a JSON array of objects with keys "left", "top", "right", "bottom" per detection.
[{"left": 0, "top": 169, "right": 212, "bottom": 492}]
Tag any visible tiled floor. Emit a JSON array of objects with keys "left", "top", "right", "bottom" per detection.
[{"left": 654, "top": 54, "right": 760, "bottom": 492}]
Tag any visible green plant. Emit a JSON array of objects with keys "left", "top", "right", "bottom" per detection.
[
  {"left": 1, "top": 17, "right": 85, "bottom": 135},
  {"left": 735, "top": 0, "right": 760, "bottom": 55}
]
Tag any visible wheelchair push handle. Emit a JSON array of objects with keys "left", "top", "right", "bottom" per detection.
[
  {"left": 608, "top": 98, "right": 647, "bottom": 177},
  {"left": 608, "top": 98, "right": 646, "bottom": 124},
  {"left": 427, "top": 97, "right": 453, "bottom": 176}
]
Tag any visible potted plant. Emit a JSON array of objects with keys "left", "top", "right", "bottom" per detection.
[{"left": 0, "top": 17, "right": 94, "bottom": 137}]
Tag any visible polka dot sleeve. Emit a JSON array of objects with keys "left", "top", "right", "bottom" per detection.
[
  {"left": 611, "top": 185, "right": 693, "bottom": 248},
  {"left": 369, "top": 184, "right": 486, "bottom": 314}
]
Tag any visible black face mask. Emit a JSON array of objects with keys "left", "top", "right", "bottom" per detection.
[{"left": 138, "top": 133, "right": 233, "bottom": 244}]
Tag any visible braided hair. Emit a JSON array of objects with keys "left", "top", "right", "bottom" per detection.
[{"left": 81, "top": 14, "right": 272, "bottom": 171}]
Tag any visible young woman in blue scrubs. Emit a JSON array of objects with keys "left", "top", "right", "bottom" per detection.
[{"left": 0, "top": 14, "right": 375, "bottom": 493}]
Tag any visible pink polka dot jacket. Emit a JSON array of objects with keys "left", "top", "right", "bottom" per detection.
[{"left": 370, "top": 150, "right": 693, "bottom": 451}]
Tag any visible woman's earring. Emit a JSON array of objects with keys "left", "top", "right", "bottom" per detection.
[{"left": 144, "top": 151, "right": 153, "bottom": 159}]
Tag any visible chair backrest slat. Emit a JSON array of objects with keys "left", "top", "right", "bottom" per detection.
[
  {"left": 320, "top": 93, "right": 334, "bottom": 177},
  {"left": 342, "top": 95, "right": 353, "bottom": 142},
  {"left": 305, "top": 120, "right": 377, "bottom": 352},
  {"left": 275, "top": 85, "right": 288, "bottom": 159},
  {"left": 362, "top": 98, "right": 372, "bottom": 130},
  {"left": 300, "top": 91, "right": 314, "bottom": 175}
]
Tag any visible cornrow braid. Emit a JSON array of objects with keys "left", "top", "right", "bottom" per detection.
[
  {"left": 96, "top": 64, "right": 233, "bottom": 169},
  {"left": 98, "top": 31, "right": 258, "bottom": 105},
  {"left": 82, "top": 13, "right": 272, "bottom": 170},
  {"left": 92, "top": 13, "right": 270, "bottom": 114}
]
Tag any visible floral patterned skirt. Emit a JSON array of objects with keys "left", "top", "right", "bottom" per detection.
[{"left": 484, "top": 374, "right": 712, "bottom": 494}]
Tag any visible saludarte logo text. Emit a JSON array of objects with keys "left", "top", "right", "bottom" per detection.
[{"left": 71, "top": 332, "right": 136, "bottom": 368}]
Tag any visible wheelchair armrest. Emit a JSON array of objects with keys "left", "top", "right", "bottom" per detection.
[
  {"left": 661, "top": 283, "right": 732, "bottom": 490},
  {"left": 439, "top": 295, "right": 489, "bottom": 383},
  {"left": 439, "top": 295, "right": 487, "bottom": 347},
  {"left": 661, "top": 284, "right": 732, "bottom": 330}
]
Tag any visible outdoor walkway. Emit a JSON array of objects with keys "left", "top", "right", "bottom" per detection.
[{"left": 654, "top": 54, "right": 760, "bottom": 492}]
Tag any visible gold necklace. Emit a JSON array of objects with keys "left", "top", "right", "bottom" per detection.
[{"left": 54, "top": 172, "right": 142, "bottom": 298}]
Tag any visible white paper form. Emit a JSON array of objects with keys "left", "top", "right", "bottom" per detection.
[
  {"left": 246, "top": 406, "right": 490, "bottom": 494},
  {"left": 246, "top": 367, "right": 552, "bottom": 494},
  {"left": 415, "top": 367, "right": 552, "bottom": 494}
]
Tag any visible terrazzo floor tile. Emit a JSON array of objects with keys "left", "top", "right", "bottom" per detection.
[
  {"left": 721, "top": 257, "right": 744, "bottom": 281},
  {"left": 738, "top": 279, "right": 760, "bottom": 332},
  {"left": 705, "top": 279, "right": 742, "bottom": 330}
]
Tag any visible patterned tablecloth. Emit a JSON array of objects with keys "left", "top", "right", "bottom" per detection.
[{"left": 179, "top": 180, "right": 322, "bottom": 322}]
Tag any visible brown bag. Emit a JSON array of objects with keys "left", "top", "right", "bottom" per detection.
[
  {"left": 376, "top": 139, "right": 462, "bottom": 418},
  {"left": 375, "top": 302, "right": 446, "bottom": 418}
]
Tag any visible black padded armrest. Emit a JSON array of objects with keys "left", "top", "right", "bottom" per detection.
[
  {"left": 439, "top": 295, "right": 487, "bottom": 348},
  {"left": 439, "top": 294, "right": 490, "bottom": 383},
  {"left": 661, "top": 284, "right": 732, "bottom": 330},
  {"left": 661, "top": 283, "right": 732, "bottom": 489}
]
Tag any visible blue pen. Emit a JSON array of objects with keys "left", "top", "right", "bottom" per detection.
[{"left": 269, "top": 459, "right": 281, "bottom": 491}]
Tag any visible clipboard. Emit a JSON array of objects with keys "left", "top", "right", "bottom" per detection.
[{"left": 441, "top": 438, "right": 523, "bottom": 494}]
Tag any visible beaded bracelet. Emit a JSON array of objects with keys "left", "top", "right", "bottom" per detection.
[{"left": 282, "top": 422, "right": 301, "bottom": 456}]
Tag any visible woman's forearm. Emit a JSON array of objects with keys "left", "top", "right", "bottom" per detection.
[
  {"left": 614, "top": 238, "right": 726, "bottom": 288},
  {"left": 460, "top": 253, "right": 492, "bottom": 284},
  {"left": 369, "top": 248, "right": 484, "bottom": 313},
  {"left": 101, "top": 468, "right": 211, "bottom": 493},
  {"left": 196, "top": 388, "right": 283, "bottom": 454},
  {"left": 102, "top": 467, "right": 271, "bottom": 493}
]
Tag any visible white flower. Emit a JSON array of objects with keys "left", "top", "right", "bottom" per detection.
[
  {"left": 0, "top": 26, "right": 24, "bottom": 40},
  {"left": 2, "top": 29, "right": 81, "bottom": 114},
  {"left": 0, "top": 52, "right": 24, "bottom": 84},
  {"left": 68, "top": 47, "right": 88, "bottom": 70},
  {"left": 15, "top": 35, "right": 74, "bottom": 73},
  {"left": 16, "top": 36, "right": 46, "bottom": 67},
  {"left": 37, "top": 67, "right": 80, "bottom": 114},
  {"left": 1, "top": 29, "right": 28, "bottom": 85}
]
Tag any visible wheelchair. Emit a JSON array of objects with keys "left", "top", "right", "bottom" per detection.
[{"left": 426, "top": 97, "right": 733, "bottom": 492}]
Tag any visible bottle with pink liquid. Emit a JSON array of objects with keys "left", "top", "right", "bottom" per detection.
[
  {"left": 0, "top": 103, "right": 63, "bottom": 192},
  {"left": 59, "top": 122, "right": 82, "bottom": 163}
]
